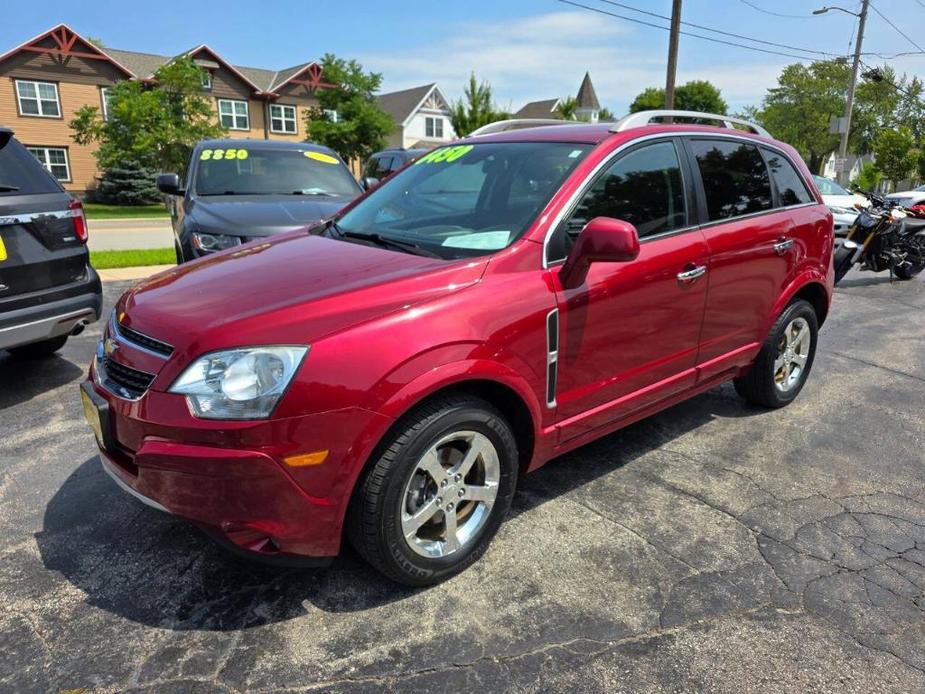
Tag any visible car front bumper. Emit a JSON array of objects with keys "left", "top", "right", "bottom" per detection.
[{"left": 81, "top": 367, "right": 393, "bottom": 563}]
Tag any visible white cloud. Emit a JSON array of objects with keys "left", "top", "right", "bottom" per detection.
[{"left": 361, "top": 10, "right": 791, "bottom": 115}]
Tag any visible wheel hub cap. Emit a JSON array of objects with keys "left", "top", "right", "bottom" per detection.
[{"left": 774, "top": 317, "right": 811, "bottom": 393}]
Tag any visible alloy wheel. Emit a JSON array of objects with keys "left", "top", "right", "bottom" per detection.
[
  {"left": 401, "top": 430, "right": 500, "bottom": 558},
  {"left": 774, "top": 316, "right": 811, "bottom": 393}
]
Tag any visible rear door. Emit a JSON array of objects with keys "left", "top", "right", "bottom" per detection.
[
  {"left": 0, "top": 133, "right": 86, "bottom": 300},
  {"left": 685, "top": 137, "right": 798, "bottom": 380}
]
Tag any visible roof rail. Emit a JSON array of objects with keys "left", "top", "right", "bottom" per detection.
[
  {"left": 468, "top": 118, "right": 583, "bottom": 137},
  {"left": 611, "top": 110, "right": 770, "bottom": 137}
]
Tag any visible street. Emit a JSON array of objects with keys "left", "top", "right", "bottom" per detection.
[
  {"left": 86, "top": 219, "right": 174, "bottom": 252},
  {"left": 1, "top": 271, "right": 923, "bottom": 693}
]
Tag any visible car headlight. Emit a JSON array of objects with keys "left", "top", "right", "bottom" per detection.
[
  {"left": 192, "top": 231, "right": 241, "bottom": 253},
  {"left": 169, "top": 346, "right": 308, "bottom": 419},
  {"left": 828, "top": 206, "right": 857, "bottom": 215}
]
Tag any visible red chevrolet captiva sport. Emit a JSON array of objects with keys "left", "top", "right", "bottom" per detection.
[{"left": 81, "top": 111, "right": 834, "bottom": 585}]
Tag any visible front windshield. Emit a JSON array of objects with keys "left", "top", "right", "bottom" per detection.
[
  {"left": 813, "top": 175, "right": 850, "bottom": 196},
  {"left": 194, "top": 146, "right": 359, "bottom": 197},
  {"left": 335, "top": 141, "right": 592, "bottom": 259}
]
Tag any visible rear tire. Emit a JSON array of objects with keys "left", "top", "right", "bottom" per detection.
[
  {"left": 7, "top": 335, "right": 68, "bottom": 359},
  {"left": 347, "top": 394, "right": 518, "bottom": 586},
  {"left": 175, "top": 241, "right": 184, "bottom": 265},
  {"left": 734, "top": 299, "right": 818, "bottom": 408}
]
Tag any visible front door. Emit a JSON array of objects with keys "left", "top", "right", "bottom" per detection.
[{"left": 548, "top": 139, "right": 709, "bottom": 441}]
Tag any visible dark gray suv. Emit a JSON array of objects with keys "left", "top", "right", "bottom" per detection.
[{"left": 0, "top": 127, "right": 101, "bottom": 357}]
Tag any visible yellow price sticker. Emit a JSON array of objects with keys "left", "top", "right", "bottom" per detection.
[
  {"left": 0, "top": 236, "right": 6, "bottom": 262},
  {"left": 304, "top": 151, "right": 339, "bottom": 165},
  {"left": 414, "top": 145, "right": 474, "bottom": 165},
  {"left": 200, "top": 148, "right": 249, "bottom": 161}
]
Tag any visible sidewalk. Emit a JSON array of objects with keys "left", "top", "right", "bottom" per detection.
[{"left": 97, "top": 264, "right": 174, "bottom": 282}]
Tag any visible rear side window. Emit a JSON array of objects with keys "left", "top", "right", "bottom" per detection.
[
  {"left": 690, "top": 139, "right": 772, "bottom": 221},
  {"left": 761, "top": 148, "right": 812, "bottom": 206},
  {"left": 0, "top": 133, "right": 62, "bottom": 196}
]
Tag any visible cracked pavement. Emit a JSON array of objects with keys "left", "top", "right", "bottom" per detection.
[{"left": 1, "top": 270, "right": 923, "bottom": 693}]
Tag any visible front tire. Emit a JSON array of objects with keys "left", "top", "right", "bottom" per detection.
[
  {"left": 734, "top": 299, "right": 818, "bottom": 408},
  {"left": 347, "top": 394, "right": 518, "bottom": 586}
]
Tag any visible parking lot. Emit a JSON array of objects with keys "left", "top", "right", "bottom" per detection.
[{"left": 1, "top": 271, "right": 923, "bottom": 693}]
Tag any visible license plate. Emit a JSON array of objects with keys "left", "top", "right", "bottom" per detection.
[
  {"left": 0, "top": 236, "right": 6, "bottom": 262},
  {"left": 80, "top": 384, "right": 110, "bottom": 450}
]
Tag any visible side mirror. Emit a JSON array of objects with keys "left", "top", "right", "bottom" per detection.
[
  {"left": 157, "top": 173, "right": 184, "bottom": 196},
  {"left": 559, "top": 217, "right": 640, "bottom": 289},
  {"left": 361, "top": 176, "right": 379, "bottom": 191}
]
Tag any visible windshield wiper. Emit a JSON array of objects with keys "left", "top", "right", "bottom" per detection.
[
  {"left": 0, "top": 183, "right": 20, "bottom": 192},
  {"left": 328, "top": 221, "right": 440, "bottom": 258},
  {"left": 291, "top": 190, "right": 335, "bottom": 196}
]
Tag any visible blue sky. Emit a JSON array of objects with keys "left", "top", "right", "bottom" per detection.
[{"left": 4, "top": 1, "right": 923, "bottom": 114}]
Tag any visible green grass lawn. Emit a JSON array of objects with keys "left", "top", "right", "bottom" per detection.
[
  {"left": 84, "top": 203, "right": 170, "bottom": 220},
  {"left": 90, "top": 248, "right": 175, "bottom": 269}
]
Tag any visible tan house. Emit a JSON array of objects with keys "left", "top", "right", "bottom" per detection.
[{"left": 0, "top": 24, "right": 335, "bottom": 193}]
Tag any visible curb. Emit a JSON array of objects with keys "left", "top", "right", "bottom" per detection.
[{"left": 97, "top": 264, "right": 175, "bottom": 282}]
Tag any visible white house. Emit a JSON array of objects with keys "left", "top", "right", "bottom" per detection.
[
  {"left": 377, "top": 83, "right": 456, "bottom": 149},
  {"left": 822, "top": 152, "right": 875, "bottom": 183}
]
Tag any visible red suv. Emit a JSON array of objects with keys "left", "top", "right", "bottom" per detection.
[{"left": 81, "top": 112, "right": 833, "bottom": 585}]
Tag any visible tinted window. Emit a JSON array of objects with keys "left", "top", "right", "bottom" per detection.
[
  {"left": 762, "top": 149, "right": 811, "bottom": 206},
  {"left": 0, "top": 133, "right": 61, "bottom": 196},
  {"left": 553, "top": 141, "right": 686, "bottom": 260},
  {"left": 691, "top": 140, "right": 772, "bottom": 221}
]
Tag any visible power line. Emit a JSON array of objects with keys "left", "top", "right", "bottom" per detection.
[
  {"left": 596, "top": 0, "right": 837, "bottom": 57},
  {"left": 737, "top": 0, "right": 813, "bottom": 19},
  {"left": 556, "top": 0, "right": 845, "bottom": 61},
  {"left": 869, "top": 2, "right": 925, "bottom": 53}
]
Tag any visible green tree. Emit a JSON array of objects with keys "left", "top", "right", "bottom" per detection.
[
  {"left": 304, "top": 54, "right": 393, "bottom": 163},
  {"left": 754, "top": 61, "right": 850, "bottom": 174},
  {"left": 918, "top": 150, "right": 925, "bottom": 183},
  {"left": 448, "top": 73, "right": 507, "bottom": 137},
  {"left": 852, "top": 162, "right": 882, "bottom": 192},
  {"left": 92, "top": 158, "right": 160, "bottom": 205},
  {"left": 629, "top": 80, "right": 727, "bottom": 114},
  {"left": 597, "top": 107, "right": 616, "bottom": 122},
  {"left": 556, "top": 96, "right": 578, "bottom": 120},
  {"left": 70, "top": 56, "right": 222, "bottom": 175},
  {"left": 873, "top": 127, "right": 917, "bottom": 190}
]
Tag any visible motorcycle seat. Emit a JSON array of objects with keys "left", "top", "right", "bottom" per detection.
[{"left": 900, "top": 217, "right": 925, "bottom": 234}]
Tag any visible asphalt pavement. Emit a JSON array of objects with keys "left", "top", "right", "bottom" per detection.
[
  {"left": 87, "top": 218, "right": 174, "bottom": 251},
  {"left": 1, "top": 270, "right": 923, "bottom": 693}
]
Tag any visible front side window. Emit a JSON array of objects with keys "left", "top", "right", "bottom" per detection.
[
  {"left": 16, "top": 80, "right": 60, "bottom": 117},
  {"left": 426, "top": 117, "right": 444, "bottom": 138},
  {"left": 269, "top": 104, "right": 297, "bottom": 134},
  {"left": 690, "top": 139, "right": 772, "bottom": 221},
  {"left": 550, "top": 141, "right": 687, "bottom": 261},
  {"left": 762, "top": 149, "right": 812, "bottom": 206},
  {"left": 218, "top": 99, "right": 249, "bottom": 130},
  {"left": 194, "top": 146, "right": 359, "bottom": 197},
  {"left": 335, "top": 141, "right": 591, "bottom": 259},
  {"left": 28, "top": 146, "right": 71, "bottom": 181}
]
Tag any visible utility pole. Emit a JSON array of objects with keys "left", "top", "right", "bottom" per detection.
[
  {"left": 816, "top": 1, "right": 870, "bottom": 184},
  {"left": 665, "top": 0, "right": 683, "bottom": 109}
]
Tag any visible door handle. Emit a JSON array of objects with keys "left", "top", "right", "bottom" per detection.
[
  {"left": 774, "top": 238, "right": 795, "bottom": 255},
  {"left": 677, "top": 265, "right": 707, "bottom": 284}
]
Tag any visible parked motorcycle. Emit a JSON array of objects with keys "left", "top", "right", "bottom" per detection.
[{"left": 833, "top": 191, "right": 925, "bottom": 284}]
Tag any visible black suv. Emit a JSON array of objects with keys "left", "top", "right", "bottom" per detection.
[
  {"left": 0, "top": 127, "right": 101, "bottom": 357},
  {"left": 362, "top": 147, "right": 429, "bottom": 187}
]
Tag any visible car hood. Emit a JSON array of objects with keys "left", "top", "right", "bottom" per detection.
[
  {"left": 821, "top": 193, "right": 868, "bottom": 210},
  {"left": 189, "top": 195, "right": 354, "bottom": 238},
  {"left": 118, "top": 231, "right": 488, "bottom": 369}
]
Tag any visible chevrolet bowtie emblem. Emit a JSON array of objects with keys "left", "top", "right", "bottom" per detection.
[{"left": 104, "top": 337, "right": 119, "bottom": 357}]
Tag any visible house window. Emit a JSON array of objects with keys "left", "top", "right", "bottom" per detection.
[
  {"left": 323, "top": 109, "right": 339, "bottom": 123},
  {"left": 16, "top": 80, "right": 61, "bottom": 117},
  {"left": 28, "top": 147, "right": 71, "bottom": 181},
  {"left": 426, "top": 116, "right": 444, "bottom": 139},
  {"left": 269, "top": 104, "right": 297, "bottom": 134},
  {"left": 100, "top": 87, "right": 113, "bottom": 121},
  {"left": 201, "top": 71, "right": 213, "bottom": 90},
  {"left": 218, "top": 99, "right": 249, "bottom": 130}
]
